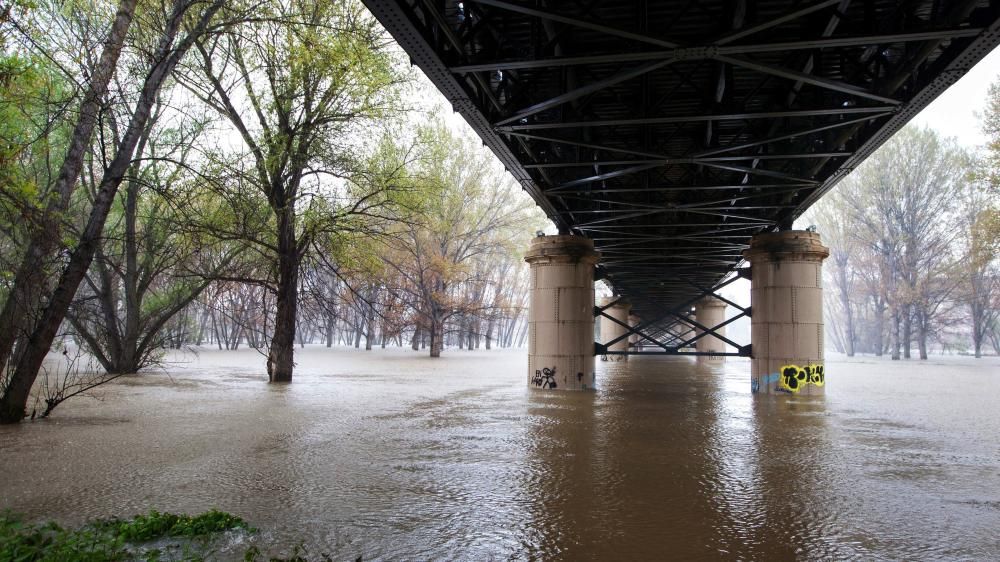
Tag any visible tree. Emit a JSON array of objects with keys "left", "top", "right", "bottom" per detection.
[
  {"left": 966, "top": 79, "right": 1000, "bottom": 357},
  {"left": 383, "top": 121, "right": 542, "bottom": 357},
  {"left": 182, "top": 0, "right": 407, "bottom": 380},
  {"left": 67, "top": 97, "right": 242, "bottom": 373},
  {"left": 813, "top": 125, "right": 972, "bottom": 359},
  {"left": 806, "top": 189, "right": 858, "bottom": 356},
  {"left": 0, "top": 0, "right": 226, "bottom": 423},
  {"left": 1, "top": 0, "right": 139, "bottom": 391}
]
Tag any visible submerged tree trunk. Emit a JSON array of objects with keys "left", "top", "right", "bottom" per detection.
[
  {"left": 916, "top": 310, "right": 929, "bottom": 360},
  {"left": 874, "top": 299, "right": 885, "bottom": 357},
  {"left": 325, "top": 312, "right": 335, "bottom": 348},
  {"left": 430, "top": 313, "right": 444, "bottom": 358},
  {"left": 902, "top": 304, "right": 912, "bottom": 359},
  {"left": 890, "top": 309, "right": 901, "bottom": 361},
  {"left": 835, "top": 256, "right": 856, "bottom": 356},
  {"left": 267, "top": 205, "right": 298, "bottom": 383}
]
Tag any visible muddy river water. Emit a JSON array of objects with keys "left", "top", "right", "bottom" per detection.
[{"left": 1, "top": 348, "right": 998, "bottom": 560}]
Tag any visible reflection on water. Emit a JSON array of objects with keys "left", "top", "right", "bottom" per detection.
[{"left": 1, "top": 348, "right": 998, "bottom": 560}]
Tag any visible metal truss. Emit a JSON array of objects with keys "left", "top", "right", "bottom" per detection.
[
  {"left": 362, "top": 0, "right": 1000, "bottom": 321},
  {"left": 594, "top": 271, "right": 752, "bottom": 357}
]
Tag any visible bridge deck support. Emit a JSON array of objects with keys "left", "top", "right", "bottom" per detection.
[
  {"left": 694, "top": 297, "right": 727, "bottom": 360},
  {"left": 599, "top": 297, "right": 631, "bottom": 361},
  {"left": 744, "top": 231, "right": 830, "bottom": 395},
  {"left": 524, "top": 235, "right": 600, "bottom": 390}
]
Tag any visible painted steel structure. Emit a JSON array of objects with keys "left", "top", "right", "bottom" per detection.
[
  {"left": 363, "top": 0, "right": 1000, "bottom": 344},
  {"left": 598, "top": 296, "right": 632, "bottom": 359}
]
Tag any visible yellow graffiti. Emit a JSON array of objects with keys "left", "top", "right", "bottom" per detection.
[{"left": 778, "top": 364, "right": 825, "bottom": 393}]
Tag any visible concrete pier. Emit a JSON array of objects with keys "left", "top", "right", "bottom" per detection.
[
  {"left": 694, "top": 296, "right": 727, "bottom": 359},
  {"left": 599, "top": 297, "right": 631, "bottom": 361},
  {"left": 743, "top": 230, "right": 830, "bottom": 395},
  {"left": 524, "top": 235, "right": 600, "bottom": 390},
  {"left": 628, "top": 313, "right": 641, "bottom": 350}
]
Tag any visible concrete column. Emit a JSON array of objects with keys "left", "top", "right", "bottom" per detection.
[
  {"left": 628, "top": 314, "right": 641, "bottom": 350},
  {"left": 743, "top": 230, "right": 830, "bottom": 395},
  {"left": 598, "top": 297, "right": 631, "bottom": 361},
  {"left": 694, "top": 296, "right": 727, "bottom": 359},
  {"left": 524, "top": 235, "right": 601, "bottom": 390}
]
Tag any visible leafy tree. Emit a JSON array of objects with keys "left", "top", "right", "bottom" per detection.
[
  {"left": 182, "top": 0, "right": 408, "bottom": 380},
  {"left": 67, "top": 96, "right": 243, "bottom": 374},
  {"left": 0, "top": 0, "right": 226, "bottom": 423},
  {"left": 382, "top": 121, "right": 543, "bottom": 357},
  {"left": 813, "top": 126, "right": 969, "bottom": 359}
]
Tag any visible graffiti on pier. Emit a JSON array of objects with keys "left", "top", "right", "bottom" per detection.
[
  {"left": 752, "top": 373, "right": 779, "bottom": 393},
  {"left": 532, "top": 367, "right": 557, "bottom": 389},
  {"left": 778, "top": 364, "right": 825, "bottom": 393}
]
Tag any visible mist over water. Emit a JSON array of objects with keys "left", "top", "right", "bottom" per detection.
[{"left": 1, "top": 348, "right": 998, "bottom": 560}]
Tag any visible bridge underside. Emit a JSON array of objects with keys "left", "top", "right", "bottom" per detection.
[{"left": 364, "top": 0, "right": 1000, "bottom": 322}]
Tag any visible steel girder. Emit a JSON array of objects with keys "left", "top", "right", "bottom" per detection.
[{"left": 362, "top": 0, "right": 1000, "bottom": 321}]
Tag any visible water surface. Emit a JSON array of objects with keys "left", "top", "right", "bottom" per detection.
[{"left": 1, "top": 348, "right": 998, "bottom": 560}]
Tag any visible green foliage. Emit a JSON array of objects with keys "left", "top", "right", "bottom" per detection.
[
  {"left": 0, "top": 513, "right": 127, "bottom": 562},
  {"left": 0, "top": 509, "right": 252, "bottom": 562},
  {"left": 0, "top": 54, "right": 70, "bottom": 211},
  {"left": 978, "top": 78, "right": 1000, "bottom": 245},
  {"left": 92, "top": 509, "right": 252, "bottom": 542}
]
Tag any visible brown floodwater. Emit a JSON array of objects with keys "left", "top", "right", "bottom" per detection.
[{"left": 1, "top": 348, "right": 998, "bottom": 560}]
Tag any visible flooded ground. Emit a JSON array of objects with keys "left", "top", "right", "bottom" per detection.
[{"left": 1, "top": 347, "right": 998, "bottom": 560}]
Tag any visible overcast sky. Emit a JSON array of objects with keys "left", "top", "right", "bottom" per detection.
[{"left": 910, "top": 45, "right": 1000, "bottom": 148}]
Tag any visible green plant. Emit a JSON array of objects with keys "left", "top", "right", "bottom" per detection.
[
  {"left": 92, "top": 509, "right": 252, "bottom": 542},
  {"left": 0, "top": 509, "right": 252, "bottom": 561}
]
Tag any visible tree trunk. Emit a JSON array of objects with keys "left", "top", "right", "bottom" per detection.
[
  {"left": 902, "top": 304, "right": 912, "bottom": 359},
  {"left": 326, "top": 312, "right": 335, "bottom": 348},
  {"left": 410, "top": 327, "right": 420, "bottom": 350},
  {"left": 890, "top": 309, "right": 901, "bottom": 361},
  {"left": 835, "top": 258, "right": 856, "bottom": 356},
  {"left": 917, "top": 311, "right": 929, "bottom": 360},
  {"left": 430, "top": 314, "right": 444, "bottom": 358},
  {"left": 267, "top": 204, "right": 298, "bottom": 383}
]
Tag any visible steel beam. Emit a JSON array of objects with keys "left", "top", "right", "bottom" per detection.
[
  {"left": 528, "top": 153, "right": 851, "bottom": 170},
  {"left": 467, "top": 0, "right": 681, "bottom": 48},
  {"left": 696, "top": 112, "right": 893, "bottom": 157},
  {"left": 714, "top": 55, "right": 902, "bottom": 105},
  {"left": 496, "top": 58, "right": 677, "bottom": 126},
  {"left": 714, "top": 0, "right": 843, "bottom": 45},
  {"left": 452, "top": 29, "right": 982, "bottom": 73},
  {"left": 501, "top": 106, "right": 892, "bottom": 129}
]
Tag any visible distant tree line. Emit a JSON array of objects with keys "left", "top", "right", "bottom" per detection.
[
  {"left": 0, "top": 0, "right": 543, "bottom": 422},
  {"left": 808, "top": 119, "right": 999, "bottom": 359}
]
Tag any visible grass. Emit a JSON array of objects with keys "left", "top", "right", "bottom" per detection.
[{"left": 0, "top": 509, "right": 253, "bottom": 562}]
